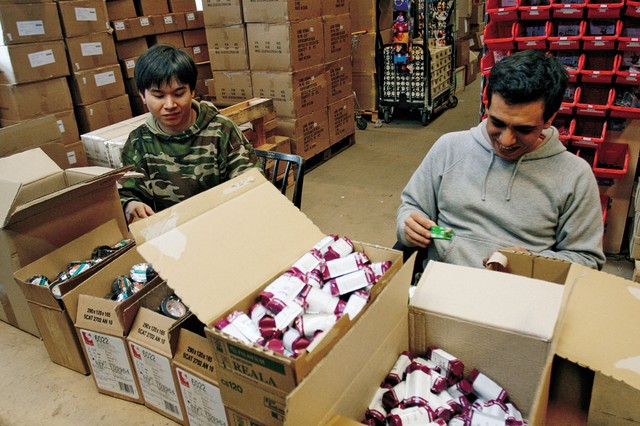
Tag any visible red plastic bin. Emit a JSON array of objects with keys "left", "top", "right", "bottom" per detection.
[
  {"left": 519, "top": 0, "right": 553, "bottom": 19},
  {"left": 610, "top": 86, "right": 640, "bottom": 118},
  {"left": 600, "top": 193, "right": 610, "bottom": 226},
  {"left": 572, "top": 116, "right": 608, "bottom": 146},
  {"left": 587, "top": 0, "right": 624, "bottom": 18},
  {"left": 593, "top": 142, "right": 630, "bottom": 179},
  {"left": 615, "top": 51, "right": 640, "bottom": 84},
  {"left": 487, "top": 0, "right": 520, "bottom": 21},
  {"left": 548, "top": 20, "right": 586, "bottom": 49},
  {"left": 481, "top": 50, "right": 511, "bottom": 76},
  {"left": 582, "top": 19, "right": 622, "bottom": 49},
  {"left": 551, "top": 0, "right": 587, "bottom": 18},
  {"left": 625, "top": 0, "right": 640, "bottom": 17},
  {"left": 580, "top": 52, "right": 620, "bottom": 83},
  {"left": 618, "top": 18, "right": 640, "bottom": 50},
  {"left": 484, "top": 21, "right": 517, "bottom": 51},
  {"left": 576, "top": 84, "right": 614, "bottom": 116},
  {"left": 515, "top": 21, "right": 552, "bottom": 49},
  {"left": 552, "top": 50, "right": 584, "bottom": 82},
  {"left": 552, "top": 114, "right": 576, "bottom": 144},
  {"left": 560, "top": 84, "right": 581, "bottom": 114}
]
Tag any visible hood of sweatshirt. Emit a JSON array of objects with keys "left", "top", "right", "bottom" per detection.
[
  {"left": 470, "top": 120, "right": 567, "bottom": 201},
  {"left": 145, "top": 100, "right": 219, "bottom": 142}
]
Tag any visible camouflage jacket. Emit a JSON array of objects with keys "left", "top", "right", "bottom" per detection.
[{"left": 119, "top": 100, "right": 258, "bottom": 212}]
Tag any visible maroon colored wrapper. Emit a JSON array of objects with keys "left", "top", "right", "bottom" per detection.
[
  {"left": 384, "top": 351, "right": 413, "bottom": 386},
  {"left": 469, "top": 368, "right": 508, "bottom": 403},
  {"left": 323, "top": 236, "right": 354, "bottom": 261},
  {"left": 282, "top": 328, "right": 310, "bottom": 358},
  {"left": 328, "top": 268, "right": 375, "bottom": 296},
  {"left": 265, "top": 338, "right": 285, "bottom": 354}
]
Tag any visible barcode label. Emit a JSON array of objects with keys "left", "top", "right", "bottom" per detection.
[
  {"left": 118, "top": 381, "right": 135, "bottom": 395},
  {"left": 164, "top": 400, "right": 179, "bottom": 415}
]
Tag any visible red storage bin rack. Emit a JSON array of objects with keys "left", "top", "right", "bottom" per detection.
[
  {"left": 552, "top": 114, "right": 576, "bottom": 144},
  {"left": 610, "top": 86, "right": 640, "bottom": 118},
  {"left": 593, "top": 142, "right": 630, "bottom": 179},
  {"left": 587, "top": 0, "right": 624, "bottom": 18},
  {"left": 552, "top": 50, "right": 584, "bottom": 81},
  {"left": 487, "top": 0, "right": 520, "bottom": 21},
  {"left": 484, "top": 21, "right": 517, "bottom": 51},
  {"left": 576, "top": 83, "right": 614, "bottom": 115},
  {"left": 580, "top": 51, "right": 620, "bottom": 83},
  {"left": 572, "top": 116, "right": 608, "bottom": 146},
  {"left": 583, "top": 19, "right": 622, "bottom": 49},
  {"left": 519, "top": 0, "right": 553, "bottom": 19},
  {"left": 552, "top": 0, "right": 587, "bottom": 18},
  {"left": 548, "top": 20, "right": 586, "bottom": 49},
  {"left": 560, "top": 84, "right": 581, "bottom": 113},
  {"left": 625, "top": 0, "right": 640, "bottom": 18},
  {"left": 618, "top": 18, "right": 640, "bottom": 49},
  {"left": 481, "top": 50, "right": 511, "bottom": 76},
  {"left": 616, "top": 51, "right": 640, "bottom": 84},
  {"left": 515, "top": 21, "right": 552, "bottom": 49}
]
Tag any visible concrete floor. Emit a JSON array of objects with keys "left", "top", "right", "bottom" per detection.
[{"left": 0, "top": 77, "right": 634, "bottom": 425}]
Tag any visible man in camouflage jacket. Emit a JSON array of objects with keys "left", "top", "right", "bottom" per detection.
[{"left": 119, "top": 44, "right": 258, "bottom": 223}]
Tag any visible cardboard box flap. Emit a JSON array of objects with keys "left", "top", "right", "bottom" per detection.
[
  {"left": 0, "top": 116, "right": 62, "bottom": 157},
  {"left": 5, "top": 167, "right": 127, "bottom": 228},
  {"left": 0, "top": 149, "right": 64, "bottom": 227},
  {"left": 499, "top": 249, "right": 572, "bottom": 284},
  {"left": 131, "top": 168, "right": 325, "bottom": 325},
  {"left": 556, "top": 267, "right": 640, "bottom": 390},
  {"left": 412, "top": 261, "right": 565, "bottom": 340}
]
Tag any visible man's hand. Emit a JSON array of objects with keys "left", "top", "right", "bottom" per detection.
[
  {"left": 403, "top": 211, "right": 438, "bottom": 248},
  {"left": 125, "top": 201, "right": 155, "bottom": 224}
]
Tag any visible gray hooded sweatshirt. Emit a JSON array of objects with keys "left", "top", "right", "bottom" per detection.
[{"left": 397, "top": 120, "right": 605, "bottom": 270}]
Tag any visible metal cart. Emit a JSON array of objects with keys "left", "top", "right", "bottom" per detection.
[{"left": 378, "top": 0, "right": 458, "bottom": 126}]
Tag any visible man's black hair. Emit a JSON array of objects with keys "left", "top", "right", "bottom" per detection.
[
  {"left": 135, "top": 44, "right": 197, "bottom": 94},
  {"left": 486, "top": 50, "right": 568, "bottom": 122}
]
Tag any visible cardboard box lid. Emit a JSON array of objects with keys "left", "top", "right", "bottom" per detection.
[
  {"left": 556, "top": 267, "right": 640, "bottom": 390},
  {"left": 2, "top": 160, "right": 127, "bottom": 228},
  {"left": 411, "top": 261, "right": 565, "bottom": 340},
  {"left": 130, "top": 168, "right": 325, "bottom": 326}
]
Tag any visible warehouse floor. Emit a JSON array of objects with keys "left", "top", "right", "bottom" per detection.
[{"left": 0, "top": 77, "right": 634, "bottom": 425}]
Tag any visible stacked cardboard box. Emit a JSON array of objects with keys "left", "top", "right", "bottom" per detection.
[
  {"left": 59, "top": 0, "right": 132, "bottom": 133},
  {"left": 455, "top": 0, "right": 483, "bottom": 86},
  {"left": 0, "top": 2, "right": 89, "bottom": 166},
  {"left": 110, "top": 0, "right": 209, "bottom": 115}
]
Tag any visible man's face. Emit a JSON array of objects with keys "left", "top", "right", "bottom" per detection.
[
  {"left": 486, "top": 94, "right": 556, "bottom": 161},
  {"left": 140, "top": 78, "right": 195, "bottom": 134}
]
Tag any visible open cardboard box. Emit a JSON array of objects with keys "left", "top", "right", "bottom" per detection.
[
  {"left": 74, "top": 249, "right": 163, "bottom": 403},
  {"left": 129, "top": 168, "right": 413, "bottom": 425},
  {"left": 13, "top": 220, "right": 134, "bottom": 374},
  {"left": 0, "top": 146, "right": 127, "bottom": 336}
]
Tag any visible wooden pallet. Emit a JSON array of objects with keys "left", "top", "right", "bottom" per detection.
[
  {"left": 358, "top": 109, "right": 379, "bottom": 123},
  {"left": 305, "top": 133, "right": 356, "bottom": 172},
  {"left": 219, "top": 98, "right": 278, "bottom": 147}
]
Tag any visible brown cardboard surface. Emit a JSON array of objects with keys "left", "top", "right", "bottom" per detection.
[
  {"left": 0, "top": 78, "right": 74, "bottom": 122},
  {"left": 57, "top": 0, "right": 111, "bottom": 37},
  {"left": 0, "top": 2, "right": 63, "bottom": 45},
  {"left": 205, "top": 24, "right": 249, "bottom": 71},
  {"left": 275, "top": 109, "right": 330, "bottom": 159},
  {"left": 65, "top": 31, "right": 118, "bottom": 72},
  {"left": 184, "top": 10, "right": 203, "bottom": 29},
  {"left": 588, "top": 372, "right": 640, "bottom": 424},
  {"left": 323, "top": 14, "right": 351, "bottom": 63},
  {"left": 154, "top": 31, "right": 185, "bottom": 48},
  {"left": 202, "top": 0, "right": 242, "bottom": 26},
  {"left": 242, "top": 0, "right": 320, "bottom": 23},
  {"left": 352, "top": 72, "right": 377, "bottom": 111},
  {"left": 0, "top": 115, "right": 63, "bottom": 158},
  {"left": 106, "top": 0, "right": 137, "bottom": 20},
  {"left": 168, "top": 0, "right": 196, "bottom": 13},
  {"left": 212, "top": 71, "right": 253, "bottom": 106},
  {"left": 0, "top": 41, "right": 70, "bottom": 84},
  {"left": 162, "top": 12, "right": 188, "bottom": 33},
  {"left": 351, "top": 29, "right": 392, "bottom": 74},
  {"left": 251, "top": 66, "right": 327, "bottom": 119},
  {"left": 350, "top": 0, "right": 393, "bottom": 32},
  {"left": 115, "top": 37, "right": 148, "bottom": 59},
  {"left": 182, "top": 28, "right": 206, "bottom": 47},
  {"left": 327, "top": 95, "right": 355, "bottom": 145},
  {"left": 136, "top": 0, "right": 169, "bottom": 15},
  {"left": 68, "top": 64, "right": 126, "bottom": 106},
  {"left": 322, "top": 0, "right": 349, "bottom": 17},
  {"left": 325, "top": 57, "right": 352, "bottom": 104},
  {"left": 246, "top": 19, "right": 324, "bottom": 72},
  {"left": 74, "top": 94, "right": 133, "bottom": 134}
]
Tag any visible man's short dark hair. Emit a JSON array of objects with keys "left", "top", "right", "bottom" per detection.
[
  {"left": 486, "top": 50, "right": 568, "bottom": 122},
  {"left": 135, "top": 44, "right": 197, "bottom": 94}
]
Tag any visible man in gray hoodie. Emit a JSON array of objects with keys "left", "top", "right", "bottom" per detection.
[{"left": 396, "top": 50, "right": 605, "bottom": 270}]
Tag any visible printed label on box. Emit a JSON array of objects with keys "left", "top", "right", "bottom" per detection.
[
  {"left": 80, "top": 329, "right": 139, "bottom": 398},
  {"left": 81, "top": 42, "right": 104, "bottom": 56},
  {"left": 75, "top": 7, "right": 98, "bottom": 21},
  {"left": 56, "top": 119, "right": 66, "bottom": 133},
  {"left": 129, "top": 342, "right": 183, "bottom": 421},
  {"left": 186, "top": 12, "right": 196, "bottom": 21},
  {"left": 176, "top": 367, "right": 228, "bottom": 426},
  {"left": 94, "top": 71, "right": 116, "bottom": 87},
  {"left": 126, "top": 59, "right": 135, "bottom": 69},
  {"left": 17, "top": 20, "right": 45, "bottom": 36},
  {"left": 114, "top": 21, "right": 125, "bottom": 30},
  {"left": 164, "top": 16, "right": 174, "bottom": 24},
  {"left": 28, "top": 49, "right": 55, "bottom": 68},
  {"left": 140, "top": 17, "right": 150, "bottom": 26},
  {"left": 67, "top": 150, "right": 78, "bottom": 164}
]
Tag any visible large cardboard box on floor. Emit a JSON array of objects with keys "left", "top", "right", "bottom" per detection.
[
  {"left": 251, "top": 66, "right": 327, "bottom": 119},
  {"left": 172, "top": 324, "right": 229, "bottom": 426},
  {"left": 352, "top": 72, "right": 377, "bottom": 112},
  {"left": 327, "top": 95, "right": 355, "bottom": 146},
  {"left": 74, "top": 249, "right": 163, "bottom": 403},
  {"left": 0, "top": 147, "right": 128, "bottom": 336},
  {"left": 127, "top": 281, "right": 190, "bottom": 424},
  {"left": 323, "top": 14, "right": 351, "bottom": 64},
  {"left": 242, "top": 0, "right": 320, "bottom": 23},
  {"left": 14, "top": 219, "right": 133, "bottom": 374},
  {"left": 206, "top": 24, "right": 249, "bottom": 71},
  {"left": 56, "top": 0, "right": 111, "bottom": 38},
  {"left": 325, "top": 57, "right": 352, "bottom": 105},
  {"left": 0, "top": 40, "right": 70, "bottom": 84},
  {"left": 128, "top": 169, "right": 412, "bottom": 425},
  {"left": 0, "top": 2, "right": 63, "bottom": 45},
  {"left": 246, "top": 19, "right": 324, "bottom": 72},
  {"left": 276, "top": 109, "right": 330, "bottom": 159}
]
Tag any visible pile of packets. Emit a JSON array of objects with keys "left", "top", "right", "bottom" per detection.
[
  {"left": 107, "top": 262, "right": 157, "bottom": 302},
  {"left": 365, "top": 348, "right": 526, "bottom": 426},
  {"left": 215, "top": 235, "right": 392, "bottom": 359},
  {"left": 26, "top": 238, "right": 135, "bottom": 298}
]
